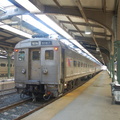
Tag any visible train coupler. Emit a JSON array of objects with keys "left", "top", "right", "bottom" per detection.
[{"left": 43, "top": 91, "right": 52, "bottom": 101}]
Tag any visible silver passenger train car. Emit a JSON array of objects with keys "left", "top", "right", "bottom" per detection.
[
  {"left": 0, "top": 57, "right": 14, "bottom": 77},
  {"left": 14, "top": 38, "right": 101, "bottom": 99}
]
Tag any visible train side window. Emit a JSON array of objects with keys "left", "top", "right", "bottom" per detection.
[
  {"left": 18, "top": 51, "right": 25, "bottom": 61},
  {"left": 73, "top": 61, "right": 77, "bottom": 67},
  {"left": 7, "top": 64, "right": 12, "bottom": 67},
  {"left": 84, "top": 63, "right": 86, "bottom": 67},
  {"left": 81, "top": 62, "right": 83, "bottom": 67},
  {"left": 32, "top": 51, "right": 40, "bottom": 60},
  {"left": 45, "top": 50, "right": 54, "bottom": 60},
  {"left": 78, "top": 61, "right": 80, "bottom": 67},
  {"left": 1, "top": 63, "right": 6, "bottom": 67}
]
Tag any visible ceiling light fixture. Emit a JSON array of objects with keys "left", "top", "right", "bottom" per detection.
[
  {"left": 96, "top": 47, "right": 100, "bottom": 52},
  {"left": 0, "top": 22, "right": 32, "bottom": 38},
  {"left": 17, "top": 15, "right": 56, "bottom": 35},
  {"left": 36, "top": 15, "right": 73, "bottom": 40},
  {"left": 12, "top": 0, "right": 102, "bottom": 65},
  {"left": 15, "top": 0, "right": 41, "bottom": 13},
  {"left": 85, "top": 26, "right": 92, "bottom": 35}
]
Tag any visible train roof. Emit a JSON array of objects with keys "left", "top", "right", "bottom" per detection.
[
  {"left": 15, "top": 38, "right": 61, "bottom": 49},
  {"left": 15, "top": 38, "right": 83, "bottom": 56},
  {"left": 15, "top": 38, "right": 102, "bottom": 66}
]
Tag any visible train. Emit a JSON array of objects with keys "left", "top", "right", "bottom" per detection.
[
  {"left": 0, "top": 56, "right": 14, "bottom": 77},
  {"left": 14, "top": 38, "right": 101, "bottom": 100}
]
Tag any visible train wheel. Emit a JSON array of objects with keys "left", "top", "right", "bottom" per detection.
[
  {"left": 20, "top": 91, "right": 26, "bottom": 99},
  {"left": 67, "top": 81, "right": 73, "bottom": 90},
  {"left": 75, "top": 79, "right": 79, "bottom": 86},
  {"left": 72, "top": 80, "right": 75, "bottom": 88}
]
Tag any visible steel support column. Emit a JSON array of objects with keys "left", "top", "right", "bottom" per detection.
[
  {"left": 109, "top": 57, "right": 112, "bottom": 78},
  {"left": 7, "top": 49, "right": 11, "bottom": 79},
  {"left": 111, "top": 55, "right": 115, "bottom": 82},
  {"left": 107, "top": 62, "right": 110, "bottom": 76},
  {"left": 114, "top": 41, "right": 120, "bottom": 84}
]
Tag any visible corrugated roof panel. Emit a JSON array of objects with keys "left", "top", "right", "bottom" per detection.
[
  {"left": 80, "top": 0, "right": 102, "bottom": 9},
  {"left": 38, "top": 0, "right": 56, "bottom": 6},
  {"left": 57, "top": 0, "right": 76, "bottom": 6},
  {"left": 106, "top": 0, "right": 116, "bottom": 10},
  {"left": 54, "top": 15, "right": 69, "bottom": 21},
  {"left": 0, "top": 31, "right": 12, "bottom": 37},
  {"left": 93, "top": 27, "right": 104, "bottom": 33},
  {"left": 77, "top": 25, "right": 86, "bottom": 31},
  {"left": 69, "top": 16, "right": 85, "bottom": 23},
  {"left": 6, "top": 37, "right": 23, "bottom": 43},
  {"left": 64, "top": 23, "right": 76, "bottom": 30}
]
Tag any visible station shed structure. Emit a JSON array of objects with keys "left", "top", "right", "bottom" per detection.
[{"left": 0, "top": 0, "right": 120, "bottom": 99}]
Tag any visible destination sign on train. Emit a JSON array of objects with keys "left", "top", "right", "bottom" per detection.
[
  {"left": 31, "top": 41, "right": 39, "bottom": 46},
  {"left": 41, "top": 41, "right": 52, "bottom": 45}
]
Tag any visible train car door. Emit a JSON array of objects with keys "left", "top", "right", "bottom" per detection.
[
  {"left": 29, "top": 48, "right": 41, "bottom": 80},
  {"left": 41, "top": 47, "right": 60, "bottom": 84}
]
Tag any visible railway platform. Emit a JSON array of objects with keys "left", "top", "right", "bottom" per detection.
[
  {"left": 22, "top": 71, "right": 120, "bottom": 120},
  {"left": 0, "top": 78, "right": 15, "bottom": 90}
]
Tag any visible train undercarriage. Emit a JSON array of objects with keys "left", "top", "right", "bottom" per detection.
[{"left": 17, "top": 74, "right": 96, "bottom": 101}]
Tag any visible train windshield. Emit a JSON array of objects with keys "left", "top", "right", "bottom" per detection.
[
  {"left": 45, "top": 50, "right": 54, "bottom": 60},
  {"left": 18, "top": 51, "right": 25, "bottom": 61},
  {"left": 32, "top": 51, "right": 40, "bottom": 60}
]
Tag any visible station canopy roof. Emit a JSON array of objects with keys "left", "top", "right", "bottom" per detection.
[{"left": 0, "top": 0, "right": 118, "bottom": 65}]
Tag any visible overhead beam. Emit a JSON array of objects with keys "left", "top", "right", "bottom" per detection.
[
  {"left": 0, "top": 44, "right": 14, "bottom": 49},
  {"left": 60, "top": 20, "right": 103, "bottom": 28},
  {"left": 102, "top": 0, "right": 106, "bottom": 13},
  {"left": 114, "top": 0, "right": 119, "bottom": 14},
  {"left": 43, "top": 5, "right": 114, "bottom": 32},
  {"left": 81, "top": 42, "right": 110, "bottom": 56},
  {"left": 0, "top": 6, "right": 28, "bottom": 20},
  {"left": 102, "top": 53, "right": 109, "bottom": 64},
  {"left": 75, "top": 35, "right": 110, "bottom": 51},
  {"left": 82, "top": 45, "right": 110, "bottom": 64},
  {"left": 53, "top": 0, "right": 61, "bottom": 8},
  {"left": 26, "top": 0, "right": 114, "bottom": 43},
  {"left": 0, "top": 36, "right": 16, "bottom": 42},
  {"left": 69, "top": 29, "right": 111, "bottom": 38},
  {"left": 0, "top": 41, "right": 15, "bottom": 47},
  {"left": 66, "top": 16, "right": 84, "bottom": 37},
  {"left": 29, "top": 0, "right": 44, "bottom": 12},
  {"left": 75, "top": 35, "right": 110, "bottom": 41}
]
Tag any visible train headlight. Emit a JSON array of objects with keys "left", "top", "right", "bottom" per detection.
[
  {"left": 43, "top": 68, "right": 48, "bottom": 74},
  {"left": 22, "top": 69, "right": 26, "bottom": 74}
]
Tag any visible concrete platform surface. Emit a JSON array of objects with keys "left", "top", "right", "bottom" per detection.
[
  {"left": 23, "top": 71, "right": 120, "bottom": 120},
  {"left": 0, "top": 81, "right": 15, "bottom": 90}
]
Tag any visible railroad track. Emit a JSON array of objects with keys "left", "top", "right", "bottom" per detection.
[
  {"left": 0, "top": 98, "right": 31, "bottom": 113},
  {"left": 15, "top": 80, "right": 87, "bottom": 120},
  {"left": 0, "top": 79, "right": 89, "bottom": 120},
  {"left": 0, "top": 88, "right": 17, "bottom": 97},
  {"left": 0, "top": 98, "right": 33, "bottom": 120}
]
